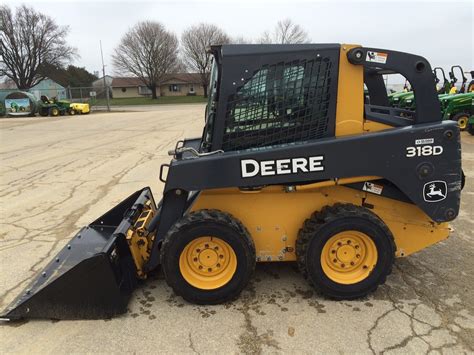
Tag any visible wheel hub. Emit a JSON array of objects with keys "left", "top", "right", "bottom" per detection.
[
  {"left": 179, "top": 236, "right": 237, "bottom": 289},
  {"left": 321, "top": 231, "right": 378, "bottom": 284}
]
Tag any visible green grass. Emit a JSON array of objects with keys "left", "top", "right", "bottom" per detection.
[{"left": 94, "top": 96, "right": 207, "bottom": 106}]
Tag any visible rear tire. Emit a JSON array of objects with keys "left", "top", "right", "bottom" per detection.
[
  {"left": 39, "top": 108, "right": 49, "bottom": 117},
  {"left": 161, "top": 209, "right": 255, "bottom": 304},
  {"left": 296, "top": 204, "right": 395, "bottom": 300}
]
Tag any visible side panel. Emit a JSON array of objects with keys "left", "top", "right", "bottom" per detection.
[
  {"left": 191, "top": 185, "right": 450, "bottom": 261},
  {"left": 165, "top": 121, "right": 462, "bottom": 223}
]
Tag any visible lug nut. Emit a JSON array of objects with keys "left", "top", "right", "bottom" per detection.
[
  {"left": 196, "top": 249, "right": 201, "bottom": 253},
  {"left": 193, "top": 257, "right": 198, "bottom": 262},
  {"left": 205, "top": 244, "right": 209, "bottom": 248},
  {"left": 208, "top": 268, "right": 212, "bottom": 272},
  {"left": 341, "top": 264, "right": 345, "bottom": 268},
  {"left": 217, "top": 263, "right": 221, "bottom": 268},
  {"left": 214, "top": 246, "right": 219, "bottom": 250},
  {"left": 363, "top": 265, "right": 368, "bottom": 269},
  {"left": 350, "top": 262, "right": 355, "bottom": 266},
  {"left": 219, "top": 255, "right": 224, "bottom": 259},
  {"left": 331, "top": 250, "right": 336, "bottom": 254},
  {"left": 356, "top": 254, "right": 360, "bottom": 258},
  {"left": 333, "top": 258, "right": 337, "bottom": 263},
  {"left": 198, "top": 265, "right": 203, "bottom": 269}
]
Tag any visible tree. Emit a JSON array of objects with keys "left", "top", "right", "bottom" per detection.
[
  {"left": 112, "top": 21, "right": 178, "bottom": 99},
  {"left": 181, "top": 23, "right": 230, "bottom": 97},
  {"left": 258, "top": 19, "right": 310, "bottom": 44},
  {"left": 0, "top": 4, "right": 77, "bottom": 89},
  {"left": 41, "top": 64, "right": 98, "bottom": 87},
  {"left": 231, "top": 36, "right": 253, "bottom": 44}
]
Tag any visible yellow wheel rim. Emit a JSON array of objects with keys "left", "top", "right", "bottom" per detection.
[
  {"left": 179, "top": 237, "right": 237, "bottom": 290},
  {"left": 321, "top": 231, "right": 378, "bottom": 285},
  {"left": 51, "top": 108, "right": 59, "bottom": 116},
  {"left": 458, "top": 117, "right": 468, "bottom": 130}
]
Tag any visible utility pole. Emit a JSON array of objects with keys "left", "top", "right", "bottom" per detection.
[{"left": 100, "top": 40, "right": 110, "bottom": 112}]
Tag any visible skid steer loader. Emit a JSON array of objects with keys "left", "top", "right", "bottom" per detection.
[{"left": 1, "top": 44, "right": 462, "bottom": 320}]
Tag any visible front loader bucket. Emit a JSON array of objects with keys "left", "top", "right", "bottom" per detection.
[{"left": 1, "top": 187, "right": 157, "bottom": 320}]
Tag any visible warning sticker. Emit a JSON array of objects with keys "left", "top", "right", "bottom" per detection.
[
  {"left": 366, "top": 51, "right": 388, "bottom": 64},
  {"left": 363, "top": 182, "right": 383, "bottom": 195}
]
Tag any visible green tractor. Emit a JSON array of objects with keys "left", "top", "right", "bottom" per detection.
[
  {"left": 397, "top": 68, "right": 450, "bottom": 110},
  {"left": 448, "top": 65, "right": 467, "bottom": 94},
  {"left": 388, "top": 80, "right": 412, "bottom": 106},
  {"left": 439, "top": 92, "right": 474, "bottom": 130},
  {"left": 37, "top": 96, "right": 67, "bottom": 117}
]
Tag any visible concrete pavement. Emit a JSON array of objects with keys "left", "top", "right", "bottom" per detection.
[{"left": 0, "top": 105, "right": 473, "bottom": 353}]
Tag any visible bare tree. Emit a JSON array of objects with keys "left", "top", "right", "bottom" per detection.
[
  {"left": 112, "top": 21, "right": 179, "bottom": 99},
  {"left": 181, "top": 23, "right": 230, "bottom": 97},
  {"left": 258, "top": 19, "right": 310, "bottom": 44},
  {"left": 0, "top": 4, "right": 77, "bottom": 89},
  {"left": 230, "top": 36, "right": 253, "bottom": 44}
]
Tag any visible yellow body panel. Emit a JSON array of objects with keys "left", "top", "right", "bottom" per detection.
[
  {"left": 336, "top": 44, "right": 393, "bottom": 135},
  {"left": 335, "top": 45, "right": 364, "bottom": 137},
  {"left": 191, "top": 185, "right": 450, "bottom": 261}
]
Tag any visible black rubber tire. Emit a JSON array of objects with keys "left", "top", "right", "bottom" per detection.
[
  {"left": 39, "top": 108, "right": 49, "bottom": 117},
  {"left": 296, "top": 203, "right": 395, "bottom": 300},
  {"left": 467, "top": 122, "right": 474, "bottom": 135},
  {"left": 161, "top": 209, "right": 256, "bottom": 305},
  {"left": 452, "top": 112, "right": 469, "bottom": 131}
]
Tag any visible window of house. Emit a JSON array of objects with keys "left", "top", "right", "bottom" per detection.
[
  {"left": 189, "top": 85, "right": 195, "bottom": 93},
  {"left": 138, "top": 86, "right": 152, "bottom": 95},
  {"left": 121, "top": 87, "right": 127, "bottom": 93},
  {"left": 169, "top": 84, "right": 180, "bottom": 92}
]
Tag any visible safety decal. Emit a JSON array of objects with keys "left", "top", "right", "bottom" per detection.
[
  {"left": 423, "top": 181, "right": 447, "bottom": 202},
  {"left": 362, "top": 182, "right": 383, "bottom": 195},
  {"left": 366, "top": 51, "right": 388, "bottom": 64}
]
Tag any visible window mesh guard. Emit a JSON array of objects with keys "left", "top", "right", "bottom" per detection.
[{"left": 223, "top": 57, "right": 333, "bottom": 151}]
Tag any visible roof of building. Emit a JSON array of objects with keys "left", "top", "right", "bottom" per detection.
[{"left": 111, "top": 73, "right": 202, "bottom": 87}]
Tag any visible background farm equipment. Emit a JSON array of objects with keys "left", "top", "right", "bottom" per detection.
[{"left": 37, "top": 96, "right": 90, "bottom": 116}]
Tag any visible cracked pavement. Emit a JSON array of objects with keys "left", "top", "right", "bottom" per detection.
[{"left": 0, "top": 105, "right": 473, "bottom": 354}]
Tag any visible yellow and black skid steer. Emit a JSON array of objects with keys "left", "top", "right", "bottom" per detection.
[{"left": 2, "top": 44, "right": 463, "bottom": 320}]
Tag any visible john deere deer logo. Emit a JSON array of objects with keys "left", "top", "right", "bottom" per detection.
[{"left": 423, "top": 181, "right": 447, "bottom": 202}]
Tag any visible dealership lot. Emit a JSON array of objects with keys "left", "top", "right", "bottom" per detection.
[{"left": 0, "top": 105, "right": 473, "bottom": 353}]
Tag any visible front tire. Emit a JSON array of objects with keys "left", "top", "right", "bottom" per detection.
[
  {"left": 452, "top": 112, "right": 469, "bottom": 131},
  {"left": 296, "top": 204, "right": 395, "bottom": 300},
  {"left": 50, "top": 107, "right": 59, "bottom": 116},
  {"left": 161, "top": 209, "right": 255, "bottom": 304}
]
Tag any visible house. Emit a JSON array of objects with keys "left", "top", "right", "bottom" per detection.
[
  {"left": 0, "top": 77, "right": 67, "bottom": 100},
  {"left": 111, "top": 73, "right": 204, "bottom": 98},
  {"left": 30, "top": 78, "right": 67, "bottom": 100},
  {"left": 92, "top": 75, "right": 114, "bottom": 89}
]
